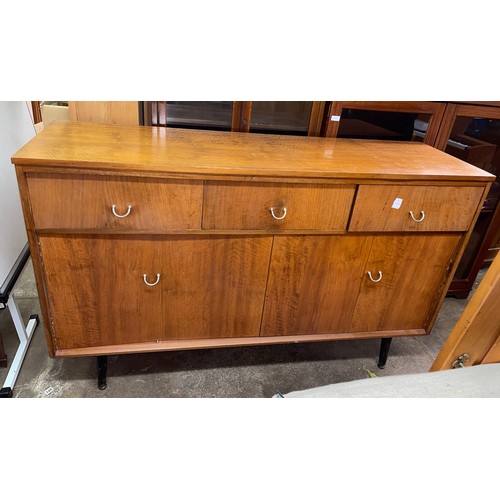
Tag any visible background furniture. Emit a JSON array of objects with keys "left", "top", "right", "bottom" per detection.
[
  {"left": 12, "top": 122, "right": 492, "bottom": 389},
  {"left": 431, "top": 246, "right": 500, "bottom": 370},
  {"left": 68, "top": 101, "right": 139, "bottom": 126},
  {"left": 141, "top": 101, "right": 325, "bottom": 135}
]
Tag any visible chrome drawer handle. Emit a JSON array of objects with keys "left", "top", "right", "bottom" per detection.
[
  {"left": 270, "top": 207, "right": 287, "bottom": 220},
  {"left": 112, "top": 204, "right": 132, "bottom": 218},
  {"left": 409, "top": 210, "right": 425, "bottom": 222},
  {"left": 143, "top": 274, "right": 160, "bottom": 286},
  {"left": 367, "top": 271, "right": 382, "bottom": 283}
]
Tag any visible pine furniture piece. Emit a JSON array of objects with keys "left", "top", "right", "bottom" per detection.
[{"left": 11, "top": 122, "right": 494, "bottom": 389}]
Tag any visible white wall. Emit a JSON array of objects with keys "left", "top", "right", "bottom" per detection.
[{"left": 0, "top": 101, "right": 36, "bottom": 285}]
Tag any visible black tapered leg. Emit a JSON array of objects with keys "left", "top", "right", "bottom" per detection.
[
  {"left": 378, "top": 338, "right": 392, "bottom": 369},
  {"left": 97, "top": 355, "right": 108, "bottom": 390}
]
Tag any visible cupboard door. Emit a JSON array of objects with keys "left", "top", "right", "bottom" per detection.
[
  {"left": 40, "top": 235, "right": 164, "bottom": 350},
  {"left": 349, "top": 234, "right": 461, "bottom": 333},
  {"left": 261, "top": 236, "right": 373, "bottom": 336},
  {"left": 160, "top": 236, "right": 272, "bottom": 339}
]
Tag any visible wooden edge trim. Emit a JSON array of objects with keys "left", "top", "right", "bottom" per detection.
[
  {"left": 54, "top": 329, "right": 427, "bottom": 358},
  {"left": 14, "top": 166, "right": 56, "bottom": 357},
  {"left": 430, "top": 249, "right": 500, "bottom": 371},
  {"left": 15, "top": 164, "right": 496, "bottom": 183},
  {"left": 20, "top": 166, "right": 494, "bottom": 185},
  {"left": 425, "top": 182, "right": 492, "bottom": 333}
]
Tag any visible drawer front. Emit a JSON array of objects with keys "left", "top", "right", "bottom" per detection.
[
  {"left": 349, "top": 185, "right": 484, "bottom": 232},
  {"left": 203, "top": 182, "right": 355, "bottom": 230},
  {"left": 27, "top": 174, "right": 203, "bottom": 230}
]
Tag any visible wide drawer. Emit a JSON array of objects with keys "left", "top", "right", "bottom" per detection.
[
  {"left": 203, "top": 181, "right": 355, "bottom": 230},
  {"left": 349, "top": 185, "right": 485, "bottom": 232},
  {"left": 27, "top": 174, "right": 203, "bottom": 230}
]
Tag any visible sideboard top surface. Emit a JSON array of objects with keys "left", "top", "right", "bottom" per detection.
[{"left": 12, "top": 121, "right": 495, "bottom": 182}]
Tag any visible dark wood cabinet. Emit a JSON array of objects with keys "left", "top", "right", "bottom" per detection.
[
  {"left": 324, "top": 101, "right": 446, "bottom": 145},
  {"left": 434, "top": 102, "right": 500, "bottom": 297},
  {"left": 141, "top": 101, "right": 326, "bottom": 136}
]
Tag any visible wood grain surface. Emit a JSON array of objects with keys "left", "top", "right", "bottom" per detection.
[
  {"left": 349, "top": 234, "right": 461, "bottom": 332},
  {"left": 349, "top": 185, "right": 485, "bottom": 232},
  {"left": 39, "top": 235, "right": 272, "bottom": 349},
  {"left": 27, "top": 173, "right": 203, "bottom": 230},
  {"left": 261, "top": 235, "right": 373, "bottom": 336},
  {"left": 11, "top": 122, "right": 495, "bottom": 181},
  {"left": 203, "top": 181, "right": 355, "bottom": 230}
]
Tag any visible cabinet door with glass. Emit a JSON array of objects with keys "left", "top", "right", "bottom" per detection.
[
  {"left": 141, "top": 101, "right": 327, "bottom": 136},
  {"left": 435, "top": 102, "right": 500, "bottom": 298},
  {"left": 324, "top": 101, "right": 446, "bottom": 145}
]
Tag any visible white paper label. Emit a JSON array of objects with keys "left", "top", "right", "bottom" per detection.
[
  {"left": 330, "top": 115, "right": 341, "bottom": 121},
  {"left": 391, "top": 198, "right": 403, "bottom": 209}
]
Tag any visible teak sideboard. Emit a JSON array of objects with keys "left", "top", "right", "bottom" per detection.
[{"left": 11, "top": 122, "right": 495, "bottom": 389}]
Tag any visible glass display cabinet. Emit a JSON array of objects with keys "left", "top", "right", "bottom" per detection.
[
  {"left": 324, "top": 101, "right": 446, "bottom": 144},
  {"left": 435, "top": 102, "right": 500, "bottom": 298},
  {"left": 141, "top": 101, "right": 326, "bottom": 136}
]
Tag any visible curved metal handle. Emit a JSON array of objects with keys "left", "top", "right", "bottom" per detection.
[
  {"left": 409, "top": 210, "right": 425, "bottom": 223},
  {"left": 143, "top": 274, "right": 160, "bottom": 286},
  {"left": 270, "top": 207, "right": 287, "bottom": 220},
  {"left": 112, "top": 204, "right": 132, "bottom": 218},
  {"left": 367, "top": 271, "right": 383, "bottom": 283}
]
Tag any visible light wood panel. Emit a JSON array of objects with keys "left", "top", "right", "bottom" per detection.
[
  {"left": 27, "top": 174, "right": 203, "bottom": 230},
  {"left": 349, "top": 185, "right": 485, "bottom": 232},
  {"left": 12, "top": 122, "right": 495, "bottom": 182},
  {"left": 68, "top": 101, "right": 139, "bottom": 126},
  {"left": 350, "top": 234, "right": 461, "bottom": 332},
  {"left": 431, "top": 249, "right": 500, "bottom": 370},
  {"left": 261, "top": 236, "right": 373, "bottom": 336},
  {"left": 55, "top": 329, "right": 427, "bottom": 357},
  {"left": 160, "top": 236, "right": 272, "bottom": 339},
  {"left": 40, "top": 235, "right": 164, "bottom": 349},
  {"left": 203, "top": 182, "right": 355, "bottom": 230}
]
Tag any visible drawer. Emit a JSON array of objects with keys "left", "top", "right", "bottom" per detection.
[
  {"left": 203, "top": 181, "right": 355, "bottom": 230},
  {"left": 27, "top": 174, "right": 203, "bottom": 230},
  {"left": 349, "top": 185, "right": 485, "bottom": 232}
]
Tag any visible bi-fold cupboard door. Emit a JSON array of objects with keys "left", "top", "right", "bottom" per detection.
[
  {"left": 40, "top": 235, "right": 273, "bottom": 350},
  {"left": 261, "top": 234, "right": 461, "bottom": 337}
]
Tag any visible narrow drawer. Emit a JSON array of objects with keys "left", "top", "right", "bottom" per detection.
[
  {"left": 203, "top": 181, "right": 355, "bottom": 230},
  {"left": 349, "top": 185, "right": 484, "bottom": 232},
  {"left": 27, "top": 174, "right": 203, "bottom": 230}
]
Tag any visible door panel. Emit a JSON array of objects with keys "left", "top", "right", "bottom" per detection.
[
  {"left": 40, "top": 235, "right": 163, "bottom": 349},
  {"left": 160, "top": 236, "right": 272, "bottom": 339},
  {"left": 350, "top": 234, "right": 461, "bottom": 332},
  {"left": 261, "top": 236, "right": 373, "bottom": 336}
]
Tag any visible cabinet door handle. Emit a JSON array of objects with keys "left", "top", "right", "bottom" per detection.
[
  {"left": 409, "top": 210, "right": 425, "bottom": 222},
  {"left": 112, "top": 204, "right": 132, "bottom": 218},
  {"left": 367, "top": 271, "right": 382, "bottom": 283},
  {"left": 270, "top": 207, "right": 287, "bottom": 220},
  {"left": 143, "top": 274, "right": 161, "bottom": 286}
]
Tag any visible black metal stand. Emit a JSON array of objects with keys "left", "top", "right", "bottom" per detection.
[
  {"left": 378, "top": 337, "right": 392, "bottom": 369},
  {"left": 97, "top": 355, "right": 108, "bottom": 390}
]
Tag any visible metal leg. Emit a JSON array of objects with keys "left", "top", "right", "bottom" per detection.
[
  {"left": 1, "top": 294, "right": 39, "bottom": 397},
  {"left": 97, "top": 355, "right": 108, "bottom": 390},
  {"left": 378, "top": 337, "right": 393, "bottom": 369},
  {"left": 0, "top": 331, "right": 7, "bottom": 367}
]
